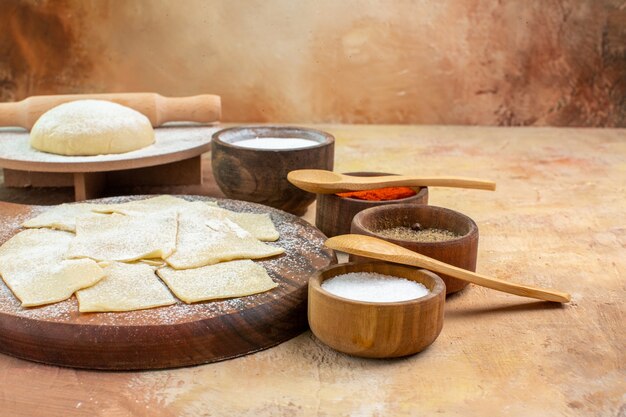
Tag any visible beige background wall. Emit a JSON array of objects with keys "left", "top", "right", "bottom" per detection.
[{"left": 1, "top": 0, "right": 624, "bottom": 126}]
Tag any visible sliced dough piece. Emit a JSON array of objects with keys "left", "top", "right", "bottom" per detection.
[
  {"left": 96, "top": 197, "right": 276, "bottom": 241},
  {"left": 66, "top": 212, "right": 178, "bottom": 262},
  {"left": 139, "top": 259, "right": 167, "bottom": 267},
  {"left": 93, "top": 196, "right": 277, "bottom": 240},
  {"left": 93, "top": 195, "right": 217, "bottom": 216},
  {"left": 165, "top": 203, "right": 284, "bottom": 269},
  {"left": 157, "top": 259, "right": 278, "bottom": 303},
  {"left": 22, "top": 203, "right": 106, "bottom": 232},
  {"left": 76, "top": 262, "right": 176, "bottom": 312},
  {"left": 93, "top": 195, "right": 194, "bottom": 215},
  {"left": 0, "top": 229, "right": 105, "bottom": 307},
  {"left": 226, "top": 212, "right": 279, "bottom": 241}
]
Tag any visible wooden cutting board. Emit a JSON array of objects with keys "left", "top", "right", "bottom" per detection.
[{"left": 0, "top": 196, "right": 336, "bottom": 370}]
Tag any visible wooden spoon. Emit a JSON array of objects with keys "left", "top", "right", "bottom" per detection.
[
  {"left": 325, "top": 234, "right": 571, "bottom": 303},
  {"left": 287, "top": 169, "right": 496, "bottom": 194}
]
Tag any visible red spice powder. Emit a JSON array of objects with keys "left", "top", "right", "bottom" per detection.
[{"left": 336, "top": 186, "right": 417, "bottom": 201}]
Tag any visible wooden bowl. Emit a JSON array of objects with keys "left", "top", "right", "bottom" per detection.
[
  {"left": 211, "top": 126, "right": 334, "bottom": 216},
  {"left": 308, "top": 261, "right": 445, "bottom": 358},
  {"left": 315, "top": 172, "right": 428, "bottom": 237},
  {"left": 351, "top": 204, "right": 479, "bottom": 294}
]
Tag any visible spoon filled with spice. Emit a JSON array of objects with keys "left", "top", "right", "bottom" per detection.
[
  {"left": 287, "top": 170, "right": 496, "bottom": 194},
  {"left": 325, "top": 234, "right": 571, "bottom": 303}
]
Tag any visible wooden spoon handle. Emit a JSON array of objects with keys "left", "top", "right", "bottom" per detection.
[
  {"left": 353, "top": 175, "right": 497, "bottom": 191},
  {"left": 0, "top": 93, "right": 221, "bottom": 129},
  {"left": 399, "top": 251, "right": 569, "bottom": 303},
  {"left": 325, "top": 235, "right": 571, "bottom": 303}
]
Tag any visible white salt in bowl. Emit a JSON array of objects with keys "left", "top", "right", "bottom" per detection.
[
  {"left": 211, "top": 126, "right": 334, "bottom": 216},
  {"left": 308, "top": 261, "right": 445, "bottom": 358}
]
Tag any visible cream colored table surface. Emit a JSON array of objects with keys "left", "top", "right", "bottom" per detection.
[{"left": 0, "top": 125, "right": 624, "bottom": 417}]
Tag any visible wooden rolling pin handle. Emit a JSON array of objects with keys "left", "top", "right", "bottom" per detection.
[
  {"left": 0, "top": 102, "right": 24, "bottom": 128},
  {"left": 0, "top": 93, "right": 222, "bottom": 129},
  {"left": 156, "top": 94, "right": 222, "bottom": 125}
]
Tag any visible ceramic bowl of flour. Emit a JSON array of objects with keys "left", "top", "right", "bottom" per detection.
[
  {"left": 308, "top": 261, "right": 445, "bottom": 358},
  {"left": 211, "top": 126, "right": 334, "bottom": 216}
]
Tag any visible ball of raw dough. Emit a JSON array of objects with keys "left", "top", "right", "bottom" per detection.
[{"left": 30, "top": 100, "right": 155, "bottom": 156}]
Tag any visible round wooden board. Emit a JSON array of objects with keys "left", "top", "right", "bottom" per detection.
[
  {"left": 0, "top": 126, "right": 215, "bottom": 173},
  {"left": 0, "top": 196, "right": 336, "bottom": 370}
]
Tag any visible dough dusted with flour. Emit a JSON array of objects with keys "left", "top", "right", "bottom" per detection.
[
  {"left": 24, "top": 196, "right": 194, "bottom": 233},
  {"left": 66, "top": 212, "right": 178, "bottom": 262},
  {"left": 22, "top": 202, "right": 106, "bottom": 232},
  {"left": 157, "top": 259, "right": 278, "bottom": 303},
  {"left": 165, "top": 202, "right": 284, "bottom": 269},
  {"left": 1, "top": 196, "right": 285, "bottom": 312},
  {"left": 76, "top": 262, "right": 175, "bottom": 313},
  {"left": 96, "top": 196, "right": 278, "bottom": 241},
  {"left": 93, "top": 195, "right": 197, "bottom": 215},
  {"left": 0, "top": 229, "right": 105, "bottom": 307},
  {"left": 29, "top": 100, "right": 154, "bottom": 156},
  {"left": 225, "top": 212, "right": 279, "bottom": 242}
]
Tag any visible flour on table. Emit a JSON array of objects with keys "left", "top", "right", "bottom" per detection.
[
  {"left": 0, "top": 229, "right": 104, "bottom": 307},
  {"left": 67, "top": 212, "right": 178, "bottom": 262},
  {"left": 76, "top": 262, "right": 176, "bottom": 313},
  {"left": 157, "top": 259, "right": 278, "bottom": 303}
]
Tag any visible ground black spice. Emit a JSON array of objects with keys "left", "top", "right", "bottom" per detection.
[{"left": 376, "top": 226, "right": 460, "bottom": 242}]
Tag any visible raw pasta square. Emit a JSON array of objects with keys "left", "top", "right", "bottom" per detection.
[
  {"left": 0, "top": 229, "right": 104, "bottom": 307},
  {"left": 76, "top": 262, "right": 176, "bottom": 312},
  {"left": 157, "top": 259, "right": 278, "bottom": 303},
  {"left": 66, "top": 212, "right": 178, "bottom": 262}
]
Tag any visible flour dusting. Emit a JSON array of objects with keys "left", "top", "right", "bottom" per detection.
[{"left": 0, "top": 196, "right": 335, "bottom": 327}]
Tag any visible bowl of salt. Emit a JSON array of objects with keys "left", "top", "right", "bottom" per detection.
[
  {"left": 308, "top": 261, "right": 445, "bottom": 358},
  {"left": 211, "top": 126, "right": 334, "bottom": 216}
]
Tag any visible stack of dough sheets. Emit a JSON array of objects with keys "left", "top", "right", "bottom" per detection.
[{"left": 0, "top": 196, "right": 284, "bottom": 312}]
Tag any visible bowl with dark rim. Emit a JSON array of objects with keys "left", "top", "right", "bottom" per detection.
[
  {"left": 350, "top": 204, "right": 478, "bottom": 294},
  {"left": 212, "top": 126, "right": 334, "bottom": 216},
  {"left": 315, "top": 172, "right": 428, "bottom": 237}
]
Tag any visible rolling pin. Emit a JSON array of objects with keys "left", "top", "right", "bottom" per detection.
[{"left": 0, "top": 93, "right": 221, "bottom": 130}]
